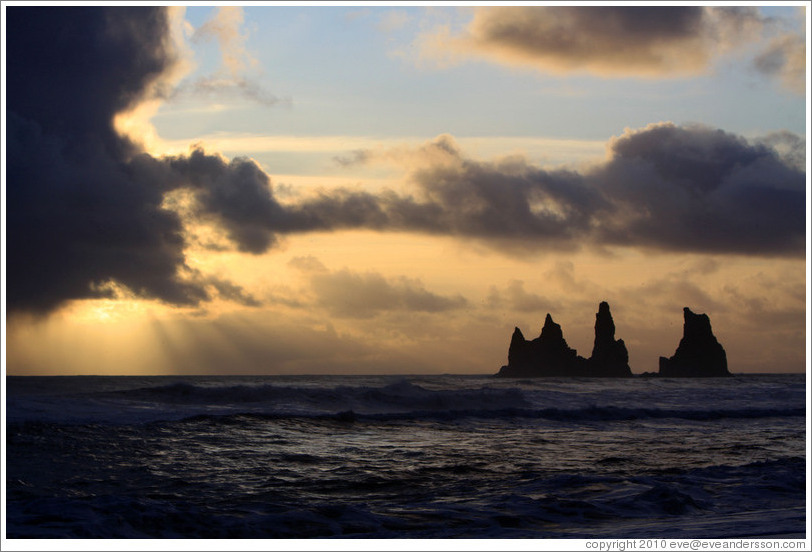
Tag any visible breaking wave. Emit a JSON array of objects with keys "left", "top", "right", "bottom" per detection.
[
  {"left": 107, "top": 381, "right": 805, "bottom": 423},
  {"left": 174, "top": 405, "right": 806, "bottom": 426},
  {"left": 111, "top": 379, "right": 529, "bottom": 411},
  {"left": 9, "top": 375, "right": 805, "bottom": 427}
]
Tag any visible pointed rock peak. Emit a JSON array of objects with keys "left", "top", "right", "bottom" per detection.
[
  {"left": 683, "top": 307, "right": 713, "bottom": 339},
  {"left": 660, "top": 306, "right": 729, "bottom": 376},
  {"left": 594, "top": 301, "right": 616, "bottom": 341},
  {"left": 510, "top": 327, "right": 526, "bottom": 344},
  {"left": 684, "top": 307, "right": 706, "bottom": 320},
  {"left": 541, "top": 313, "right": 564, "bottom": 340}
]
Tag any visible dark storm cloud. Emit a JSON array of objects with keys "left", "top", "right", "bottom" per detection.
[
  {"left": 321, "top": 135, "right": 608, "bottom": 248},
  {"left": 422, "top": 6, "right": 765, "bottom": 77},
  {"left": 316, "top": 126, "right": 805, "bottom": 256},
  {"left": 164, "top": 148, "right": 288, "bottom": 253},
  {"left": 5, "top": 7, "right": 264, "bottom": 315},
  {"left": 593, "top": 123, "right": 806, "bottom": 255},
  {"left": 7, "top": 7, "right": 169, "bottom": 141},
  {"left": 406, "top": 150, "right": 606, "bottom": 245},
  {"left": 7, "top": 7, "right": 196, "bottom": 314}
]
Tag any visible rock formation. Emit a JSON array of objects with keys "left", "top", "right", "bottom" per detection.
[
  {"left": 588, "top": 301, "right": 633, "bottom": 377},
  {"left": 497, "top": 314, "right": 585, "bottom": 377},
  {"left": 496, "top": 302, "right": 631, "bottom": 377},
  {"left": 659, "top": 308, "right": 730, "bottom": 377}
]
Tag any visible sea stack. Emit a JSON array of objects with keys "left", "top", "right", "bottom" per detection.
[
  {"left": 496, "top": 302, "right": 631, "bottom": 377},
  {"left": 659, "top": 308, "right": 730, "bottom": 377},
  {"left": 587, "top": 302, "right": 632, "bottom": 377},
  {"left": 497, "top": 314, "right": 585, "bottom": 377}
]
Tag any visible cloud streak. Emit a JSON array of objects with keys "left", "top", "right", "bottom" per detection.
[
  {"left": 290, "top": 257, "right": 468, "bottom": 319},
  {"left": 487, "top": 281, "right": 561, "bottom": 314},
  {"left": 415, "top": 5, "right": 806, "bottom": 95},
  {"left": 418, "top": 7, "right": 766, "bottom": 78}
]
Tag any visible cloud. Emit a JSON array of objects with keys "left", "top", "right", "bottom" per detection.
[
  {"left": 325, "top": 125, "right": 804, "bottom": 257},
  {"left": 7, "top": 7, "right": 191, "bottom": 315},
  {"left": 753, "top": 32, "right": 806, "bottom": 96},
  {"left": 417, "top": 6, "right": 766, "bottom": 78},
  {"left": 755, "top": 130, "right": 806, "bottom": 172},
  {"left": 593, "top": 123, "right": 806, "bottom": 255},
  {"left": 401, "top": 138, "right": 606, "bottom": 246},
  {"left": 170, "top": 6, "right": 284, "bottom": 106},
  {"left": 196, "top": 273, "right": 262, "bottom": 307},
  {"left": 377, "top": 10, "right": 413, "bottom": 33},
  {"left": 167, "top": 125, "right": 804, "bottom": 261},
  {"left": 486, "top": 281, "right": 561, "bottom": 314},
  {"left": 193, "top": 6, "right": 256, "bottom": 76},
  {"left": 5, "top": 7, "right": 267, "bottom": 315},
  {"left": 171, "top": 75, "right": 285, "bottom": 107},
  {"left": 163, "top": 148, "right": 289, "bottom": 253},
  {"left": 333, "top": 149, "right": 372, "bottom": 167},
  {"left": 290, "top": 257, "right": 468, "bottom": 319}
]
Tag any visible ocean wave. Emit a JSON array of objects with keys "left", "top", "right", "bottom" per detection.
[
  {"left": 170, "top": 404, "right": 806, "bottom": 426},
  {"left": 108, "top": 379, "right": 530, "bottom": 412},
  {"left": 10, "top": 377, "right": 805, "bottom": 426}
]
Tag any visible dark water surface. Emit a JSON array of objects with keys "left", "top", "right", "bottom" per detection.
[{"left": 5, "top": 374, "right": 806, "bottom": 538}]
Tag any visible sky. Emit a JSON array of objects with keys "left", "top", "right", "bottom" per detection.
[{"left": 2, "top": 3, "right": 809, "bottom": 376}]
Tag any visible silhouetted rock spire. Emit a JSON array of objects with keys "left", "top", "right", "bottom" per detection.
[
  {"left": 658, "top": 307, "right": 730, "bottom": 377},
  {"left": 541, "top": 313, "right": 563, "bottom": 341},
  {"left": 588, "top": 302, "right": 632, "bottom": 377}
]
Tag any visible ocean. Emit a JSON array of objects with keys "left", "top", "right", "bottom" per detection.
[{"left": 4, "top": 373, "right": 807, "bottom": 540}]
